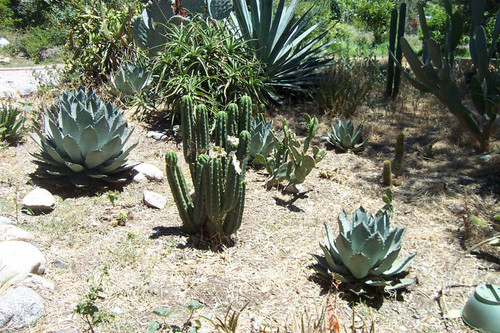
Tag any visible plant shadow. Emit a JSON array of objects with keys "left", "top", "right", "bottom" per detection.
[{"left": 149, "top": 226, "right": 236, "bottom": 252}]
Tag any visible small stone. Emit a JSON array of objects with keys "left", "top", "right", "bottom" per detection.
[
  {"left": 0, "top": 224, "right": 35, "bottom": 241},
  {"left": 18, "top": 84, "right": 37, "bottom": 97},
  {"left": 0, "top": 37, "right": 9, "bottom": 47},
  {"left": 133, "top": 163, "right": 164, "bottom": 182},
  {"left": 146, "top": 131, "right": 168, "bottom": 140},
  {"left": 0, "top": 56, "right": 11, "bottom": 63},
  {"left": 446, "top": 309, "right": 461, "bottom": 319},
  {"left": 0, "top": 287, "right": 44, "bottom": 330},
  {"left": 53, "top": 258, "right": 69, "bottom": 269},
  {"left": 0, "top": 216, "right": 17, "bottom": 225},
  {"left": 21, "top": 273, "right": 55, "bottom": 291},
  {"left": 22, "top": 188, "right": 56, "bottom": 212},
  {"left": 132, "top": 172, "right": 147, "bottom": 183},
  {"left": 143, "top": 190, "right": 166, "bottom": 209},
  {"left": 111, "top": 306, "right": 124, "bottom": 315},
  {"left": 0, "top": 241, "right": 47, "bottom": 285}
]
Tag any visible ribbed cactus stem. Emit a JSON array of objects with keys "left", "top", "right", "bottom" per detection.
[
  {"left": 383, "top": 160, "right": 392, "bottom": 186},
  {"left": 180, "top": 95, "right": 196, "bottom": 164},
  {"left": 195, "top": 104, "right": 209, "bottom": 154},
  {"left": 238, "top": 96, "right": 251, "bottom": 133},
  {"left": 393, "top": 2, "right": 407, "bottom": 97},
  {"left": 165, "top": 151, "right": 197, "bottom": 233},
  {"left": 236, "top": 130, "right": 251, "bottom": 162},
  {"left": 215, "top": 111, "right": 228, "bottom": 150},
  {"left": 226, "top": 103, "right": 239, "bottom": 137},
  {"left": 393, "top": 132, "right": 405, "bottom": 177}
]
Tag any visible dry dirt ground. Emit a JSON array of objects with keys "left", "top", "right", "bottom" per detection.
[{"left": 0, "top": 88, "right": 498, "bottom": 333}]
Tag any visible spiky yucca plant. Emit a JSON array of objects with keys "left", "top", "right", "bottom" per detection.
[
  {"left": 326, "top": 119, "right": 369, "bottom": 153},
  {"left": 0, "top": 104, "right": 25, "bottom": 146},
  {"left": 31, "top": 88, "right": 138, "bottom": 188},
  {"left": 313, "top": 207, "right": 415, "bottom": 291}
]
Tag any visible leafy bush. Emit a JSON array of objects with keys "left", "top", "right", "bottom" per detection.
[
  {"left": 0, "top": 0, "right": 15, "bottom": 28},
  {"left": 150, "top": 17, "right": 271, "bottom": 118},
  {"left": 31, "top": 88, "right": 138, "bottom": 188},
  {"left": 353, "top": 0, "right": 393, "bottom": 45},
  {"left": 64, "top": 0, "right": 142, "bottom": 84},
  {"left": 313, "top": 207, "right": 416, "bottom": 292}
]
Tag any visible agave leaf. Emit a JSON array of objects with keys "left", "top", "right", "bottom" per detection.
[
  {"left": 335, "top": 232, "right": 354, "bottom": 268},
  {"left": 46, "top": 117, "right": 64, "bottom": 149},
  {"left": 70, "top": 172, "right": 90, "bottom": 188},
  {"left": 384, "top": 278, "right": 415, "bottom": 290},
  {"left": 370, "top": 247, "right": 402, "bottom": 276},
  {"left": 350, "top": 219, "right": 371, "bottom": 253},
  {"left": 41, "top": 141, "right": 67, "bottom": 165},
  {"left": 361, "top": 233, "right": 385, "bottom": 266},
  {"left": 59, "top": 110, "right": 80, "bottom": 139},
  {"left": 65, "top": 161, "right": 85, "bottom": 172},
  {"left": 348, "top": 253, "right": 371, "bottom": 279},
  {"left": 62, "top": 135, "right": 82, "bottom": 163},
  {"left": 381, "top": 253, "right": 416, "bottom": 277},
  {"left": 85, "top": 150, "right": 106, "bottom": 169},
  {"left": 97, "top": 141, "right": 138, "bottom": 173},
  {"left": 79, "top": 126, "right": 99, "bottom": 156},
  {"left": 100, "top": 136, "right": 124, "bottom": 161},
  {"left": 93, "top": 116, "right": 111, "bottom": 147}
]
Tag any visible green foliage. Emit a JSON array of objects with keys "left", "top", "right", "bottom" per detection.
[
  {"left": 0, "top": 0, "right": 15, "bottom": 28},
  {"left": 147, "top": 300, "right": 204, "bottom": 333},
  {"left": 165, "top": 96, "right": 252, "bottom": 240},
  {"left": 148, "top": 18, "right": 270, "bottom": 118},
  {"left": 354, "top": 0, "right": 394, "bottom": 45},
  {"left": 470, "top": 214, "right": 500, "bottom": 248},
  {"left": 64, "top": 0, "right": 142, "bottom": 84},
  {"left": 399, "top": 0, "right": 499, "bottom": 152},
  {"left": 378, "top": 188, "right": 394, "bottom": 216},
  {"left": 258, "top": 114, "right": 325, "bottom": 188},
  {"left": 0, "top": 104, "right": 25, "bottom": 146},
  {"left": 325, "top": 119, "right": 369, "bottom": 153},
  {"left": 74, "top": 265, "right": 115, "bottom": 331},
  {"left": 30, "top": 88, "right": 138, "bottom": 188},
  {"left": 231, "top": 0, "right": 334, "bottom": 97},
  {"left": 313, "top": 207, "right": 416, "bottom": 292}
]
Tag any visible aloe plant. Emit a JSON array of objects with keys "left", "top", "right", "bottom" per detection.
[
  {"left": 313, "top": 207, "right": 416, "bottom": 291},
  {"left": 326, "top": 119, "right": 369, "bottom": 153},
  {"left": 165, "top": 95, "right": 252, "bottom": 239},
  {"left": 111, "top": 62, "right": 152, "bottom": 95},
  {"left": 398, "top": 0, "right": 499, "bottom": 152},
  {"left": 0, "top": 104, "right": 25, "bottom": 146},
  {"left": 31, "top": 88, "right": 138, "bottom": 188},
  {"left": 231, "top": 0, "right": 334, "bottom": 95}
]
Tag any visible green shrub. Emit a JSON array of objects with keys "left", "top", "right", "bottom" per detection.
[
  {"left": 0, "top": 104, "right": 25, "bottom": 146},
  {"left": 150, "top": 17, "right": 271, "bottom": 118},
  {"left": 354, "top": 0, "right": 394, "bottom": 45},
  {"left": 0, "top": 0, "right": 15, "bottom": 28}
]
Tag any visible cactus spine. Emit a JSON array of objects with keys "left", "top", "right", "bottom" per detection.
[
  {"left": 165, "top": 96, "right": 252, "bottom": 240},
  {"left": 383, "top": 160, "right": 392, "bottom": 186},
  {"left": 393, "top": 132, "right": 405, "bottom": 178},
  {"left": 386, "top": 2, "right": 406, "bottom": 98}
]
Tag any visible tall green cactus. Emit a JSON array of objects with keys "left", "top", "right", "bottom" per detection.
[
  {"left": 165, "top": 95, "right": 251, "bottom": 240},
  {"left": 386, "top": 2, "right": 406, "bottom": 98},
  {"left": 398, "top": 0, "right": 499, "bottom": 152}
]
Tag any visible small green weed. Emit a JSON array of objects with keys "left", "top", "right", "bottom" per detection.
[
  {"left": 75, "top": 265, "right": 115, "bottom": 332},
  {"left": 147, "top": 300, "right": 205, "bottom": 333},
  {"left": 378, "top": 188, "right": 394, "bottom": 216}
]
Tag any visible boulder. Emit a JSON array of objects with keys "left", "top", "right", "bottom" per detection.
[
  {"left": 0, "top": 241, "right": 46, "bottom": 286},
  {"left": 0, "top": 224, "right": 35, "bottom": 241},
  {"left": 0, "top": 287, "right": 44, "bottom": 330},
  {"left": 22, "top": 188, "right": 56, "bottom": 213}
]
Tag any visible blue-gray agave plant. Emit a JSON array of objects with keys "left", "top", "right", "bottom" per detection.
[
  {"left": 313, "top": 207, "right": 416, "bottom": 291},
  {"left": 231, "top": 0, "right": 334, "bottom": 96},
  {"left": 111, "top": 62, "right": 152, "bottom": 96},
  {"left": 326, "top": 119, "right": 369, "bottom": 153},
  {"left": 31, "top": 88, "right": 138, "bottom": 188},
  {"left": 249, "top": 118, "right": 275, "bottom": 162}
]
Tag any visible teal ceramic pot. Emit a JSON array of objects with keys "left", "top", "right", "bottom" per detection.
[{"left": 462, "top": 284, "right": 500, "bottom": 333}]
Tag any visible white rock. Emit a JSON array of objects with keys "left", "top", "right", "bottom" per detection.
[
  {"left": 133, "top": 163, "right": 164, "bottom": 182},
  {"left": 132, "top": 172, "right": 147, "bottom": 183},
  {"left": 146, "top": 131, "right": 167, "bottom": 140},
  {"left": 143, "top": 190, "right": 166, "bottom": 209},
  {"left": 0, "top": 216, "right": 16, "bottom": 225},
  {"left": 0, "top": 241, "right": 47, "bottom": 286},
  {"left": 22, "top": 188, "right": 56, "bottom": 212},
  {"left": 0, "top": 287, "right": 44, "bottom": 330},
  {"left": 18, "top": 84, "right": 37, "bottom": 97},
  {"left": 0, "top": 37, "right": 9, "bottom": 47},
  {"left": 0, "top": 56, "right": 11, "bottom": 63},
  {"left": 0, "top": 224, "right": 35, "bottom": 241},
  {"left": 20, "top": 273, "right": 55, "bottom": 291}
]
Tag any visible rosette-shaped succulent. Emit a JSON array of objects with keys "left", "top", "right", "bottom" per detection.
[
  {"left": 31, "top": 88, "right": 138, "bottom": 188},
  {"left": 111, "top": 63, "right": 152, "bottom": 95},
  {"left": 326, "top": 119, "right": 369, "bottom": 153},
  {"left": 313, "top": 207, "right": 416, "bottom": 291}
]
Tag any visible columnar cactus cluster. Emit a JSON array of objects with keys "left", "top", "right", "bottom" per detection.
[{"left": 165, "top": 95, "right": 251, "bottom": 239}]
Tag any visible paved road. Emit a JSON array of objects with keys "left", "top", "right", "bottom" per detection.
[{"left": 0, "top": 65, "right": 61, "bottom": 99}]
